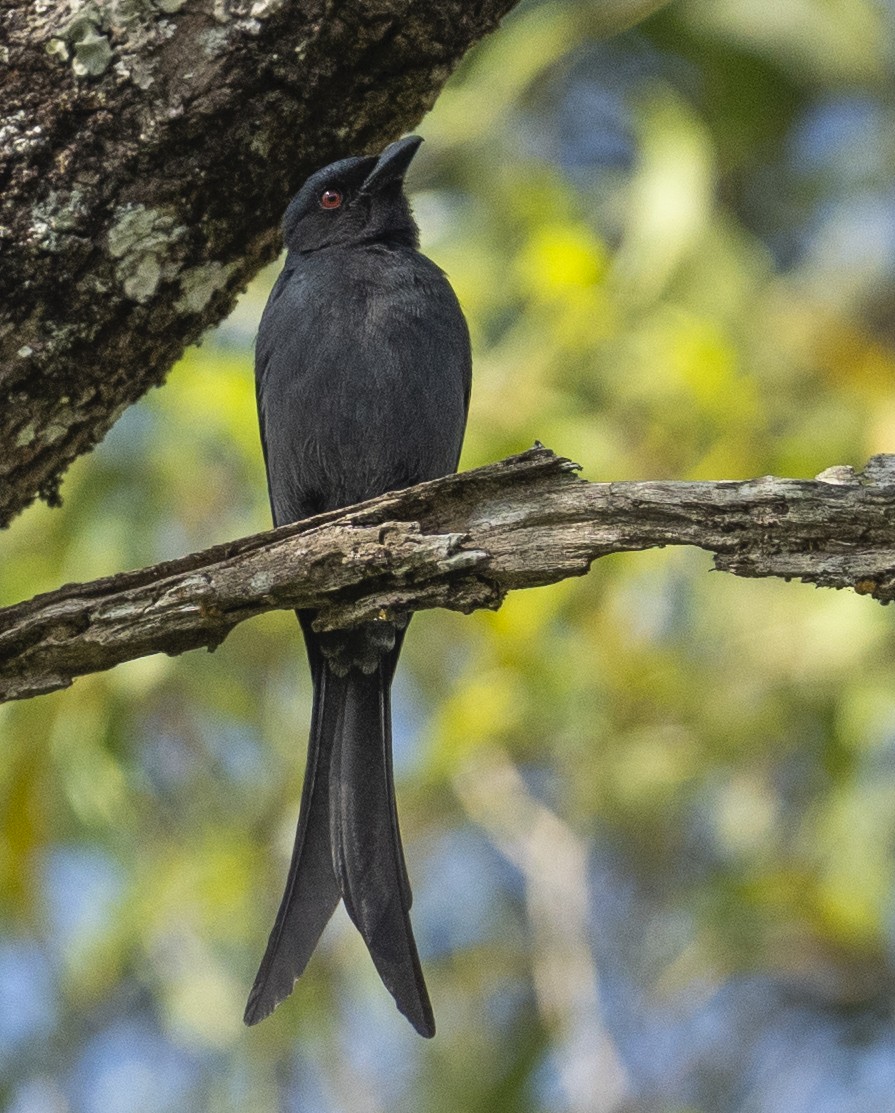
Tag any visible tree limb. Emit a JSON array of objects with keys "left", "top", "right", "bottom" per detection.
[
  {"left": 3, "top": 445, "right": 895, "bottom": 703},
  {"left": 0, "top": 0, "right": 521, "bottom": 527}
]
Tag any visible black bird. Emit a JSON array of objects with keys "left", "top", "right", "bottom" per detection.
[{"left": 245, "top": 135, "right": 471, "bottom": 1037}]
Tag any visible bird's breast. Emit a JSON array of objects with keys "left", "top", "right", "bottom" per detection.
[{"left": 257, "top": 245, "right": 469, "bottom": 518}]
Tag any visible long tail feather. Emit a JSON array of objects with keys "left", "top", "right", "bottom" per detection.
[
  {"left": 244, "top": 666, "right": 341, "bottom": 1026},
  {"left": 329, "top": 662, "right": 435, "bottom": 1037},
  {"left": 245, "top": 630, "right": 433, "bottom": 1036}
]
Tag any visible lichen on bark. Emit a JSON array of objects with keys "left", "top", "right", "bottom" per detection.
[{"left": 0, "top": 0, "right": 519, "bottom": 527}]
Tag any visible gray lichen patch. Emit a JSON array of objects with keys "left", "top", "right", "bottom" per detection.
[
  {"left": 250, "top": 0, "right": 285, "bottom": 16},
  {"left": 15, "top": 422, "right": 37, "bottom": 448},
  {"left": 43, "top": 423, "right": 70, "bottom": 445},
  {"left": 174, "top": 261, "right": 239, "bottom": 315},
  {"left": 73, "top": 29, "right": 115, "bottom": 76},
  {"left": 0, "top": 113, "right": 47, "bottom": 160},
  {"left": 200, "top": 26, "right": 233, "bottom": 56},
  {"left": 249, "top": 571, "right": 274, "bottom": 593},
  {"left": 116, "top": 53, "right": 156, "bottom": 89},
  {"left": 127, "top": 255, "right": 163, "bottom": 301},
  {"left": 48, "top": 0, "right": 184, "bottom": 80},
  {"left": 107, "top": 205, "right": 186, "bottom": 302},
  {"left": 28, "top": 190, "right": 90, "bottom": 252},
  {"left": 46, "top": 38, "right": 71, "bottom": 62},
  {"left": 108, "top": 0, "right": 164, "bottom": 32},
  {"left": 58, "top": 4, "right": 116, "bottom": 78},
  {"left": 64, "top": 5, "right": 105, "bottom": 42},
  {"left": 14, "top": 400, "right": 84, "bottom": 449}
]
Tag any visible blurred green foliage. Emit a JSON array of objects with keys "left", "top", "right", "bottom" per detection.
[{"left": 3, "top": 0, "right": 895, "bottom": 1109}]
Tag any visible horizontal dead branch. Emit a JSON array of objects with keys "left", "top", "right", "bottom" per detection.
[{"left": 3, "top": 446, "right": 895, "bottom": 703}]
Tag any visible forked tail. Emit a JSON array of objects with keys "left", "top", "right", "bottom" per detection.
[{"left": 244, "top": 645, "right": 433, "bottom": 1037}]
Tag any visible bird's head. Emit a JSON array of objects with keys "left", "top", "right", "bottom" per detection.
[{"left": 282, "top": 135, "right": 423, "bottom": 254}]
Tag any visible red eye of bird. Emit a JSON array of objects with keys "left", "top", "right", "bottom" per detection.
[{"left": 320, "top": 189, "right": 342, "bottom": 210}]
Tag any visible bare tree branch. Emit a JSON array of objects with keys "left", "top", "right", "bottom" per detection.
[{"left": 3, "top": 446, "right": 895, "bottom": 704}]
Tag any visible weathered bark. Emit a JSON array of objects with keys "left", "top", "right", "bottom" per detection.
[
  {"left": 0, "top": 0, "right": 520, "bottom": 527},
  {"left": 3, "top": 446, "right": 895, "bottom": 703}
]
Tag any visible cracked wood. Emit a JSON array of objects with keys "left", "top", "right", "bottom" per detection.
[{"left": 3, "top": 446, "right": 895, "bottom": 703}]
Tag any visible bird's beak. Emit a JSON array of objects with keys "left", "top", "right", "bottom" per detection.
[{"left": 361, "top": 135, "right": 423, "bottom": 194}]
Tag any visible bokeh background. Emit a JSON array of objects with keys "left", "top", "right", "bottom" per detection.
[{"left": 4, "top": 0, "right": 895, "bottom": 1109}]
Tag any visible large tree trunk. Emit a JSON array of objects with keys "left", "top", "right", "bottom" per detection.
[{"left": 0, "top": 0, "right": 520, "bottom": 527}]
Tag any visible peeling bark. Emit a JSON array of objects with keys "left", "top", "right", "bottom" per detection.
[
  {"left": 3, "top": 446, "right": 895, "bottom": 703},
  {"left": 0, "top": 0, "right": 519, "bottom": 526}
]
